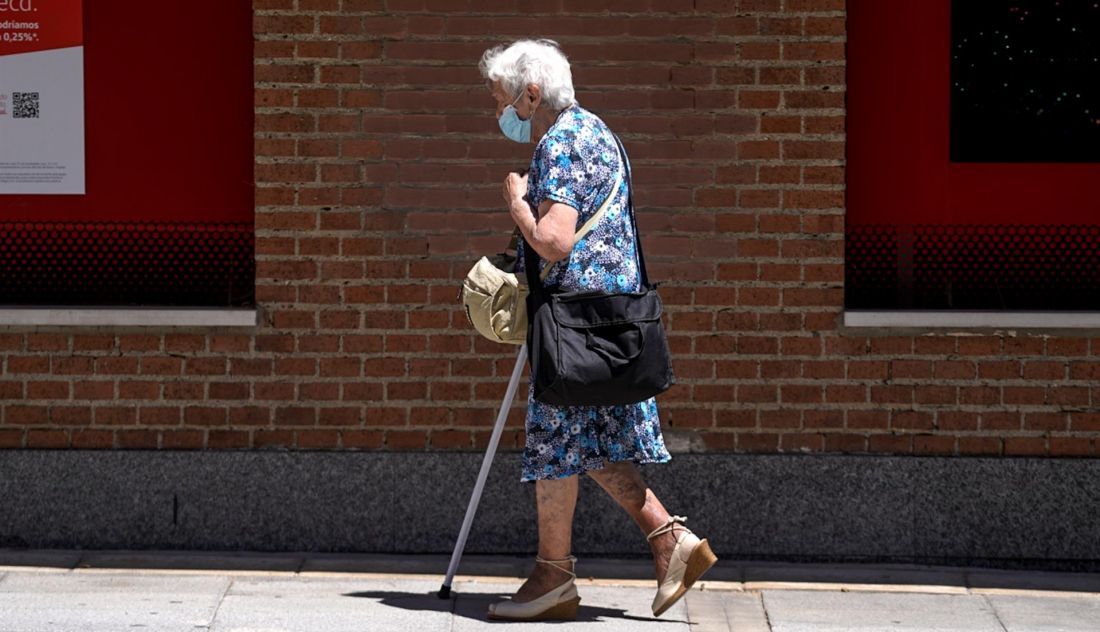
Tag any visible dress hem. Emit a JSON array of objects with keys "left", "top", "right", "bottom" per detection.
[{"left": 519, "top": 452, "right": 672, "bottom": 484}]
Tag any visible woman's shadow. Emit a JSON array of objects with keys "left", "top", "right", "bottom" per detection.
[{"left": 346, "top": 589, "right": 689, "bottom": 624}]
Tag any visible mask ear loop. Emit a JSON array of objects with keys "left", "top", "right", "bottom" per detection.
[{"left": 507, "top": 90, "right": 530, "bottom": 123}]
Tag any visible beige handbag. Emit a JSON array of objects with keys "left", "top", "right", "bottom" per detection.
[{"left": 461, "top": 166, "right": 623, "bottom": 345}]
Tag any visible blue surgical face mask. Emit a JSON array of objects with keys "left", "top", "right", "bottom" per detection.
[{"left": 498, "top": 90, "right": 532, "bottom": 143}]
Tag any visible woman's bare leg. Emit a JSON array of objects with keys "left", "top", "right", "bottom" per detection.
[
  {"left": 586, "top": 461, "right": 677, "bottom": 583},
  {"left": 512, "top": 474, "right": 579, "bottom": 602}
]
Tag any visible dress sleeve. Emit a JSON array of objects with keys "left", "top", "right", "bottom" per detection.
[{"left": 532, "top": 133, "right": 596, "bottom": 220}]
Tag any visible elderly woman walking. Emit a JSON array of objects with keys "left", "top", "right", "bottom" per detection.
[{"left": 477, "top": 39, "right": 717, "bottom": 622}]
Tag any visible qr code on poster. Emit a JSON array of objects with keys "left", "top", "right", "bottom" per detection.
[{"left": 13, "top": 92, "right": 39, "bottom": 119}]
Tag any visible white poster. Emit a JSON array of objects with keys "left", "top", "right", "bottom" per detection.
[{"left": 0, "top": 0, "right": 84, "bottom": 194}]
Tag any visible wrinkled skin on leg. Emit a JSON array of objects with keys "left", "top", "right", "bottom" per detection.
[
  {"left": 586, "top": 461, "right": 677, "bottom": 584},
  {"left": 511, "top": 475, "right": 579, "bottom": 603},
  {"left": 510, "top": 461, "right": 679, "bottom": 603}
]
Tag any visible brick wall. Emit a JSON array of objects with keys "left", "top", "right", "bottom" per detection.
[{"left": 1, "top": 0, "right": 1097, "bottom": 458}]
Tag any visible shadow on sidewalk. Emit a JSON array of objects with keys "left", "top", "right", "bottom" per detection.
[{"left": 347, "top": 590, "right": 688, "bottom": 625}]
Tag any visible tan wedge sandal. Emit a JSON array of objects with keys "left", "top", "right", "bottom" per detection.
[
  {"left": 486, "top": 555, "right": 581, "bottom": 621},
  {"left": 647, "top": 515, "right": 718, "bottom": 617}
]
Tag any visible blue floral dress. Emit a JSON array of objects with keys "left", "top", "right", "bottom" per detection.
[{"left": 515, "top": 103, "right": 671, "bottom": 483}]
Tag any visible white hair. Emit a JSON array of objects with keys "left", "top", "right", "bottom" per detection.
[{"left": 478, "top": 39, "right": 577, "bottom": 110}]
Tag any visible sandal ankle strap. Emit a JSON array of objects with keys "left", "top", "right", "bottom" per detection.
[
  {"left": 535, "top": 555, "right": 577, "bottom": 579},
  {"left": 646, "top": 515, "right": 688, "bottom": 542}
]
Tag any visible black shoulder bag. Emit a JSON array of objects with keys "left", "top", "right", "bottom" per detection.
[{"left": 523, "top": 133, "right": 675, "bottom": 407}]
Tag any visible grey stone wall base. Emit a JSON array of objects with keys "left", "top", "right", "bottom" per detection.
[{"left": 1, "top": 451, "right": 1098, "bottom": 572}]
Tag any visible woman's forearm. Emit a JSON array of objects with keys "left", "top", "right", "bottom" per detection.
[{"left": 510, "top": 198, "right": 569, "bottom": 262}]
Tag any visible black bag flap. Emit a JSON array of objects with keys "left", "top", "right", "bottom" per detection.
[{"left": 550, "top": 289, "right": 663, "bottom": 328}]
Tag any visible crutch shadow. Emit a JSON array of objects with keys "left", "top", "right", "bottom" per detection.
[{"left": 347, "top": 590, "right": 689, "bottom": 624}]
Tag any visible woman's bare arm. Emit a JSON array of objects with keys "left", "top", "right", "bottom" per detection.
[{"left": 504, "top": 171, "right": 578, "bottom": 263}]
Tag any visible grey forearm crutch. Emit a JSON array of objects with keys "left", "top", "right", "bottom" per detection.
[{"left": 438, "top": 342, "right": 527, "bottom": 599}]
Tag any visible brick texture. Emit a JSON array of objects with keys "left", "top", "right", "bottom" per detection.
[{"left": 1, "top": 0, "right": 1098, "bottom": 457}]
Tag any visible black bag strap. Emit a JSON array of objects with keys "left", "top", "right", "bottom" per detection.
[
  {"left": 610, "top": 132, "right": 649, "bottom": 288},
  {"left": 522, "top": 219, "right": 541, "bottom": 295},
  {"left": 523, "top": 131, "right": 648, "bottom": 294}
]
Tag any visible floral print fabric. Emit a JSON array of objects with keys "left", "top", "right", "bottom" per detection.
[{"left": 515, "top": 103, "right": 671, "bottom": 483}]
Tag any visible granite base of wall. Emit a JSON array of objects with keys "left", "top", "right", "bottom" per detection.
[{"left": 1, "top": 451, "right": 1097, "bottom": 571}]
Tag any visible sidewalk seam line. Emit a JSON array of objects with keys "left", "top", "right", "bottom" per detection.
[
  {"left": 981, "top": 592, "right": 1010, "bottom": 632},
  {"left": 203, "top": 575, "right": 234, "bottom": 630},
  {"left": 759, "top": 590, "right": 774, "bottom": 632}
]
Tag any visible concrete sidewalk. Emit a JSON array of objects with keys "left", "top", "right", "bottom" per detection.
[{"left": 0, "top": 550, "right": 1098, "bottom": 631}]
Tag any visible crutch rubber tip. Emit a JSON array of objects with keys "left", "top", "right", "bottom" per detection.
[{"left": 437, "top": 584, "right": 452, "bottom": 599}]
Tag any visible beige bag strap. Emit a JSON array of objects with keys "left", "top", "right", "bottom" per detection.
[{"left": 509, "top": 164, "right": 625, "bottom": 283}]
